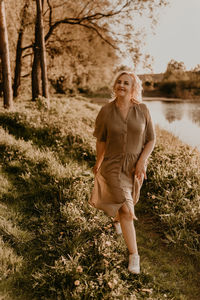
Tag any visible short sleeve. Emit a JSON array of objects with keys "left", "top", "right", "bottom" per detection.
[
  {"left": 142, "top": 104, "right": 156, "bottom": 144},
  {"left": 93, "top": 107, "right": 107, "bottom": 142}
]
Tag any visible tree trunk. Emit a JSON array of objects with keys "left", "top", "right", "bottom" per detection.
[
  {"left": 31, "top": 39, "right": 41, "bottom": 101},
  {"left": 31, "top": 4, "right": 41, "bottom": 101},
  {"left": 32, "top": 0, "right": 48, "bottom": 101},
  {"left": 13, "top": 0, "right": 29, "bottom": 98},
  {"left": 36, "top": 0, "right": 49, "bottom": 100},
  {"left": 13, "top": 30, "right": 23, "bottom": 98},
  {"left": 0, "top": 0, "right": 13, "bottom": 109}
]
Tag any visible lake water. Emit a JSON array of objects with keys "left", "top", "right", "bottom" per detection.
[{"left": 143, "top": 100, "right": 200, "bottom": 151}]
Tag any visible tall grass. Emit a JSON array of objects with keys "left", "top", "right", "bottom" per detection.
[
  {"left": 0, "top": 95, "right": 199, "bottom": 299},
  {"left": 141, "top": 126, "right": 200, "bottom": 254}
]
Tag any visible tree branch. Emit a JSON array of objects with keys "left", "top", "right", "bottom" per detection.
[
  {"left": 22, "top": 44, "right": 33, "bottom": 51},
  {"left": 22, "top": 1, "right": 136, "bottom": 54},
  {"left": 44, "top": 4, "right": 130, "bottom": 42},
  {"left": 79, "top": 23, "right": 118, "bottom": 49},
  {"left": 76, "top": 0, "right": 91, "bottom": 18},
  {"left": 46, "top": 0, "right": 53, "bottom": 27},
  {"left": 22, "top": 52, "right": 32, "bottom": 59}
]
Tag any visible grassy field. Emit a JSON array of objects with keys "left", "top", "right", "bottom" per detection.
[{"left": 0, "top": 95, "right": 199, "bottom": 299}]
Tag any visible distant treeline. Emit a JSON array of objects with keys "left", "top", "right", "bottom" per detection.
[{"left": 140, "top": 60, "right": 200, "bottom": 99}]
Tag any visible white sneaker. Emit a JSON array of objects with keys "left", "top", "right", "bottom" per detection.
[
  {"left": 128, "top": 254, "right": 140, "bottom": 274},
  {"left": 114, "top": 222, "right": 122, "bottom": 235}
]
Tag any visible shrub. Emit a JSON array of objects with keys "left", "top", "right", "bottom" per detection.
[{"left": 158, "top": 81, "right": 177, "bottom": 96}]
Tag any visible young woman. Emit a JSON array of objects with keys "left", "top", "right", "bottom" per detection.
[{"left": 90, "top": 71, "right": 155, "bottom": 274}]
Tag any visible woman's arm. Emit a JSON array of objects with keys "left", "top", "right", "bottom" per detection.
[
  {"left": 134, "top": 140, "right": 155, "bottom": 181},
  {"left": 93, "top": 140, "right": 106, "bottom": 175}
]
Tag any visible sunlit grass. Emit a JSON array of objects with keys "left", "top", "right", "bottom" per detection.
[{"left": 0, "top": 236, "right": 23, "bottom": 278}]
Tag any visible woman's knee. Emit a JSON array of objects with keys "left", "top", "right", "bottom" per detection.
[{"left": 119, "top": 205, "right": 133, "bottom": 220}]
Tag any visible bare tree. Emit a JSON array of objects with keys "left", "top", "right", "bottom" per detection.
[{"left": 0, "top": 0, "right": 13, "bottom": 109}]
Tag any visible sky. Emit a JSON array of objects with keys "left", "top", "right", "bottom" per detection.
[{"left": 138, "top": 0, "right": 200, "bottom": 74}]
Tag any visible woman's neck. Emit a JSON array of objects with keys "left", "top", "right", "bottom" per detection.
[{"left": 116, "top": 96, "right": 131, "bottom": 107}]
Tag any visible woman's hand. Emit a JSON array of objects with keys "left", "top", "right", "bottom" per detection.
[
  {"left": 134, "top": 140, "right": 154, "bottom": 182},
  {"left": 134, "top": 159, "right": 147, "bottom": 183}
]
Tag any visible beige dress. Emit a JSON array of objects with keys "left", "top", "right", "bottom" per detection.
[{"left": 89, "top": 99, "right": 155, "bottom": 218}]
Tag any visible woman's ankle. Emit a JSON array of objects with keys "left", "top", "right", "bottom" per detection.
[{"left": 129, "top": 252, "right": 139, "bottom": 256}]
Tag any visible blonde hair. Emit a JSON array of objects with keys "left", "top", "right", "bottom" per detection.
[{"left": 113, "top": 71, "right": 143, "bottom": 103}]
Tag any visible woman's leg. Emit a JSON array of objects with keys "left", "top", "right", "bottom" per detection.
[
  {"left": 118, "top": 204, "right": 140, "bottom": 273},
  {"left": 118, "top": 204, "right": 138, "bottom": 254}
]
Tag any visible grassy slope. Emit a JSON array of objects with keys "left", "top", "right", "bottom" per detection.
[{"left": 0, "top": 95, "right": 199, "bottom": 300}]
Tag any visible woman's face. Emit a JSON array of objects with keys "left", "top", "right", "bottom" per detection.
[{"left": 114, "top": 74, "right": 133, "bottom": 99}]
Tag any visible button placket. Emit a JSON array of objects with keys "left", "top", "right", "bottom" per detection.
[{"left": 123, "top": 122, "right": 128, "bottom": 153}]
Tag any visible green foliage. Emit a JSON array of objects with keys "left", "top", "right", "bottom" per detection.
[
  {"left": 0, "top": 96, "right": 199, "bottom": 299},
  {"left": 158, "top": 81, "right": 177, "bottom": 96},
  {"left": 147, "top": 59, "right": 200, "bottom": 99},
  {"left": 156, "top": 79, "right": 200, "bottom": 98}
]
